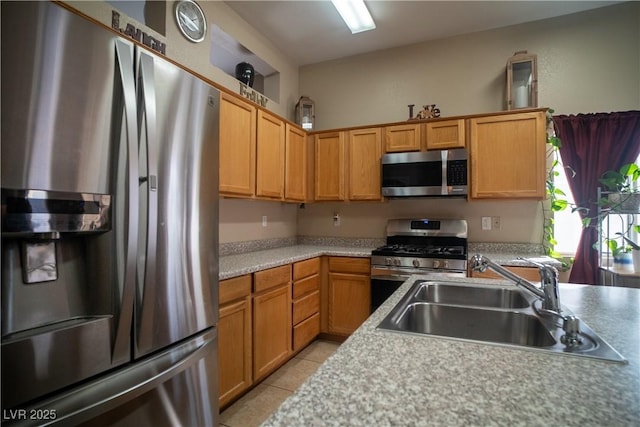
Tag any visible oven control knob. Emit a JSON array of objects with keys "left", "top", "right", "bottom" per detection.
[
  {"left": 433, "top": 260, "right": 441, "bottom": 269},
  {"left": 443, "top": 260, "right": 449, "bottom": 269},
  {"left": 385, "top": 257, "right": 392, "bottom": 265},
  {"left": 412, "top": 259, "right": 420, "bottom": 268},
  {"left": 394, "top": 258, "right": 401, "bottom": 266}
]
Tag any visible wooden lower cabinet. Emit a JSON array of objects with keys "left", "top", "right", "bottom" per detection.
[
  {"left": 292, "top": 258, "right": 321, "bottom": 351},
  {"left": 253, "top": 265, "right": 292, "bottom": 382},
  {"left": 327, "top": 257, "right": 371, "bottom": 336},
  {"left": 218, "top": 275, "right": 252, "bottom": 408},
  {"left": 470, "top": 266, "right": 540, "bottom": 282}
]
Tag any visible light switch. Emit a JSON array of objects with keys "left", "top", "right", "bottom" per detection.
[{"left": 481, "top": 217, "right": 492, "bottom": 231}]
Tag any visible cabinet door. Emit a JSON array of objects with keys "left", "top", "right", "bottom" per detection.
[
  {"left": 253, "top": 283, "right": 292, "bottom": 381},
  {"left": 328, "top": 272, "right": 370, "bottom": 336},
  {"left": 219, "top": 93, "right": 256, "bottom": 196},
  {"left": 218, "top": 296, "right": 252, "bottom": 408},
  {"left": 424, "top": 119, "right": 466, "bottom": 150},
  {"left": 315, "top": 131, "right": 345, "bottom": 201},
  {"left": 384, "top": 123, "right": 421, "bottom": 152},
  {"left": 256, "top": 110, "right": 285, "bottom": 199},
  {"left": 348, "top": 128, "right": 382, "bottom": 201},
  {"left": 284, "top": 124, "right": 307, "bottom": 202},
  {"left": 469, "top": 111, "right": 546, "bottom": 199}
]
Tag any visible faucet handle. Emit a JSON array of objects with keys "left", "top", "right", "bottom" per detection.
[{"left": 517, "top": 257, "right": 547, "bottom": 269}]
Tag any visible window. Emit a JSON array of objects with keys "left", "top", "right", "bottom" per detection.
[
  {"left": 554, "top": 155, "right": 640, "bottom": 257},
  {"left": 553, "top": 159, "right": 582, "bottom": 255}
]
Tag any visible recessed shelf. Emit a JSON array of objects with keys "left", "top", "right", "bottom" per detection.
[{"left": 210, "top": 24, "right": 280, "bottom": 103}]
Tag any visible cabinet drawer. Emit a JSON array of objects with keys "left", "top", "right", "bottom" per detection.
[
  {"left": 293, "top": 312, "right": 320, "bottom": 351},
  {"left": 293, "top": 257, "right": 320, "bottom": 281},
  {"left": 292, "top": 290, "right": 320, "bottom": 325},
  {"left": 329, "top": 257, "right": 370, "bottom": 274},
  {"left": 292, "top": 274, "right": 319, "bottom": 299},
  {"left": 254, "top": 264, "right": 291, "bottom": 293},
  {"left": 219, "top": 275, "right": 252, "bottom": 305}
]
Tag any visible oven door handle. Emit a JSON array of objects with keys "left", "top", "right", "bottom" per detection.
[{"left": 371, "top": 267, "right": 420, "bottom": 281}]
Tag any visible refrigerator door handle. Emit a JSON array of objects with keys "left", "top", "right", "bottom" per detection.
[
  {"left": 135, "top": 50, "right": 159, "bottom": 355},
  {"left": 12, "top": 329, "right": 217, "bottom": 427},
  {"left": 111, "top": 39, "right": 139, "bottom": 366}
]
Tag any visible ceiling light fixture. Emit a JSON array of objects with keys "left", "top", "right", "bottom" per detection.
[{"left": 331, "top": 0, "right": 376, "bottom": 34}]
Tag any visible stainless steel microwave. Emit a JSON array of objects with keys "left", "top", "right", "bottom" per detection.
[{"left": 381, "top": 149, "right": 468, "bottom": 197}]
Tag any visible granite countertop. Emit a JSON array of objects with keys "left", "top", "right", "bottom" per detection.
[
  {"left": 219, "top": 245, "right": 374, "bottom": 280},
  {"left": 262, "top": 275, "right": 640, "bottom": 426},
  {"left": 219, "top": 244, "right": 564, "bottom": 280}
]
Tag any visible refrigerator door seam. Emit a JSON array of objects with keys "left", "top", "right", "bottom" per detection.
[
  {"left": 111, "top": 39, "right": 139, "bottom": 367},
  {"left": 135, "top": 50, "right": 159, "bottom": 356}
]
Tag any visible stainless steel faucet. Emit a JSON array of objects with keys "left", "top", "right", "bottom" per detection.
[{"left": 469, "top": 254, "right": 582, "bottom": 346}]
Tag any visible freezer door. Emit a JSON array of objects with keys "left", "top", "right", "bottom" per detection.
[
  {"left": 11, "top": 328, "right": 218, "bottom": 426},
  {"left": 135, "top": 49, "right": 219, "bottom": 357}
]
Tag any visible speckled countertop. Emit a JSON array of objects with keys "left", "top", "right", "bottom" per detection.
[
  {"left": 262, "top": 275, "right": 640, "bottom": 426},
  {"left": 219, "top": 243, "right": 564, "bottom": 280},
  {"left": 219, "top": 245, "right": 374, "bottom": 280}
]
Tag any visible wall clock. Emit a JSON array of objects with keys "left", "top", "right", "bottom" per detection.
[{"left": 175, "top": 0, "right": 207, "bottom": 43}]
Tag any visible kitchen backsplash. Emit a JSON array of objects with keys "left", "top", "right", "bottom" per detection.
[{"left": 468, "top": 242, "right": 544, "bottom": 255}]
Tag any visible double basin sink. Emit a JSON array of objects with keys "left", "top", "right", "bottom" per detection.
[{"left": 377, "top": 280, "right": 627, "bottom": 363}]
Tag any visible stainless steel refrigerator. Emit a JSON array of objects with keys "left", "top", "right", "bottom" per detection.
[{"left": 1, "top": 2, "right": 219, "bottom": 425}]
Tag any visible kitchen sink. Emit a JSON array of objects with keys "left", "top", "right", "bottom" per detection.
[
  {"left": 387, "top": 302, "right": 555, "bottom": 346},
  {"left": 411, "top": 281, "right": 532, "bottom": 309},
  {"left": 377, "top": 280, "right": 627, "bottom": 363}
]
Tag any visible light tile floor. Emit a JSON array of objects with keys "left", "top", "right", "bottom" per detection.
[{"left": 219, "top": 339, "right": 340, "bottom": 427}]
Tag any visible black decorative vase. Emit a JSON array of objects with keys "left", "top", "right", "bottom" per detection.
[{"left": 235, "top": 62, "right": 255, "bottom": 87}]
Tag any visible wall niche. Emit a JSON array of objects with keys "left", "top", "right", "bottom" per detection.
[{"left": 210, "top": 24, "right": 280, "bottom": 103}]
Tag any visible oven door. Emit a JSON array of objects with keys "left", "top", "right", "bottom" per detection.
[{"left": 370, "top": 266, "right": 467, "bottom": 313}]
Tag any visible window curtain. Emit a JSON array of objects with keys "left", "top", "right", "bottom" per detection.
[{"left": 552, "top": 111, "right": 640, "bottom": 285}]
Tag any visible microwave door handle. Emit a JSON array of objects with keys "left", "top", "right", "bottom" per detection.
[{"left": 441, "top": 149, "right": 448, "bottom": 195}]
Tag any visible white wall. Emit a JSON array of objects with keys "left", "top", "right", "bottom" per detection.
[
  {"left": 219, "top": 199, "right": 297, "bottom": 243},
  {"left": 300, "top": 2, "right": 640, "bottom": 130},
  {"left": 296, "top": 2, "right": 640, "bottom": 244}
]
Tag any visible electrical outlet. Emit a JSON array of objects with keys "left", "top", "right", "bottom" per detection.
[
  {"left": 262, "top": 215, "right": 267, "bottom": 227},
  {"left": 492, "top": 216, "right": 501, "bottom": 230},
  {"left": 333, "top": 212, "right": 341, "bottom": 227},
  {"left": 481, "top": 216, "right": 492, "bottom": 231}
]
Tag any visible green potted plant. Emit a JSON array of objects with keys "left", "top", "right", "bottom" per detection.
[
  {"left": 598, "top": 162, "right": 640, "bottom": 212},
  {"left": 603, "top": 236, "right": 632, "bottom": 271},
  {"left": 619, "top": 227, "right": 640, "bottom": 273}
]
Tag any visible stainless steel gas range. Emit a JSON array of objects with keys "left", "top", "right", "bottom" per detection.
[{"left": 370, "top": 218, "right": 468, "bottom": 313}]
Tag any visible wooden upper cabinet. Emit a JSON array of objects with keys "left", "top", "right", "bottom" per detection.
[
  {"left": 219, "top": 93, "right": 257, "bottom": 196},
  {"left": 469, "top": 110, "right": 546, "bottom": 199},
  {"left": 256, "top": 110, "right": 285, "bottom": 199},
  {"left": 424, "top": 119, "right": 466, "bottom": 150},
  {"left": 348, "top": 127, "right": 382, "bottom": 201},
  {"left": 384, "top": 123, "right": 422, "bottom": 152},
  {"left": 315, "top": 131, "right": 345, "bottom": 201},
  {"left": 284, "top": 124, "right": 307, "bottom": 202}
]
